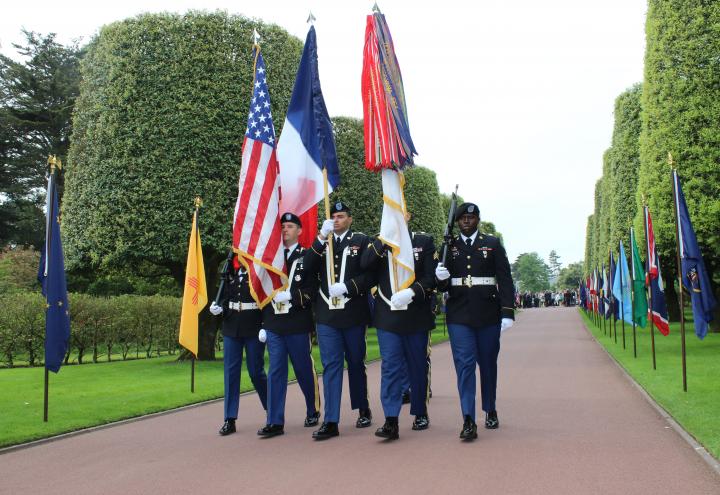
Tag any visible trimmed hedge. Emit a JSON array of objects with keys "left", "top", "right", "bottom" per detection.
[{"left": 0, "top": 292, "right": 182, "bottom": 368}]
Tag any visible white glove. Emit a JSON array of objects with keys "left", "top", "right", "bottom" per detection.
[
  {"left": 320, "top": 219, "right": 334, "bottom": 238},
  {"left": 329, "top": 282, "right": 348, "bottom": 298},
  {"left": 501, "top": 318, "right": 514, "bottom": 333},
  {"left": 435, "top": 263, "right": 450, "bottom": 281},
  {"left": 209, "top": 302, "right": 223, "bottom": 316},
  {"left": 258, "top": 329, "right": 267, "bottom": 343},
  {"left": 273, "top": 290, "right": 292, "bottom": 304},
  {"left": 390, "top": 288, "right": 415, "bottom": 308}
]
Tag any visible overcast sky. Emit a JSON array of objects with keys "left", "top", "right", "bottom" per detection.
[{"left": 1, "top": 0, "right": 647, "bottom": 267}]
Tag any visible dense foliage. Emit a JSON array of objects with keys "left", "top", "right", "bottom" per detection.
[
  {"left": 0, "top": 292, "right": 182, "bottom": 368},
  {"left": 63, "top": 12, "right": 304, "bottom": 279},
  {"left": 0, "top": 31, "right": 83, "bottom": 247},
  {"left": 512, "top": 252, "right": 550, "bottom": 292}
]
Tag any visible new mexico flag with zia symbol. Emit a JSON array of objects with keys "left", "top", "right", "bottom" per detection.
[{"left": 179, "top": 207, "right": 208, "bottom": 357}]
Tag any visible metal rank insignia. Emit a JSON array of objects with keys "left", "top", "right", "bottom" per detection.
[{"left": 294, "top": 274, "right": 301, "bottom": 282}]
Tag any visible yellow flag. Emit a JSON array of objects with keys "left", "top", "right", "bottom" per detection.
[{"left": 179, "top": 210, "right": 207, "bottom": 357}]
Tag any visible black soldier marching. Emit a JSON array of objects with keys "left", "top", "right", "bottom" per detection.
[{"left": 435, "top": 202, "right": 515, "bottom": 440}]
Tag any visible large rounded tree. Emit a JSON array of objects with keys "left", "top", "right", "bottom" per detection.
[{"left": 62, "top": 11, "right": 303, "bottom": 358}]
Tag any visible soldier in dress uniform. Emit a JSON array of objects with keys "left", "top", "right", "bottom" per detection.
[
  {"left": 257, "top": 213, "right": 321, "bottom": 438},
  {"left": 209, "top": 259, "right": 267, "bottom": 436},
  {"left": 303, "top": 202, "right": 374, "bottom": 440},
  {"left": 435, "top": 202, "right": 515, "bottom": 440},
  {"left": 361, "top": 227, "right": 438, "bottom": 440}
]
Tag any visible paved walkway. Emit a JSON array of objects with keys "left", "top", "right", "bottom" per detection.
[{"left": 1, "top": 307, "right": 719, "bottom": 494}]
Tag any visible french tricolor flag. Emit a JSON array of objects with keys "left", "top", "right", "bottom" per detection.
[{"left": 277, "top": 26, "right": 340, "bottom": 246}]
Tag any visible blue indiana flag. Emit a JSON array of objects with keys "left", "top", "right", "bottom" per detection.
[
  {"left": 674, "top": 171, "right": 717, "bottom": 339},
  {"left": 612, "top": 241, "right": 633, "bottom": 325},
  {"left": 37, "top": 171, "right": 70, "bottom": 373}
]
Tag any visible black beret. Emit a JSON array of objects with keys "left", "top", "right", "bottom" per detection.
[
  {"left": 280, "top": 212, "right": 302, "bottom": 227},
  {"left": 455, "top": 202, "right": 480, "bottom": 220},
  {"left": 330, "top": 201, "right": 351, "bottom": 215}
]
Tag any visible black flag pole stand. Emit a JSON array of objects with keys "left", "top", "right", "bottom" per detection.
[
  {"left": 44, "top": 368, "right": 49, "bottom": 422},
  {"left": 191, "top": 357, "right": 196, "bottom": 393}
]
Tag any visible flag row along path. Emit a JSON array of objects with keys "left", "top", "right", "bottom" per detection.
[{"left": 1, "top": 307, "right": 718, "bottom": 495}]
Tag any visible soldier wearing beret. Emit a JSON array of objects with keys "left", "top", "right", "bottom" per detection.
[
  {"left": 303, "top": 201, "right": 374, "bottom": 440},
  {"left": 361, "top": 220, "right": 438, "bottom": 440},
  {"left": 209, "top": 258, "right": 268, "bottom": 436},
  {"left": 435, "top": 202, "right": 515, "bottom": 440},
  {"left": 257, "top": 212, "right": 321, "bottom": 438}
]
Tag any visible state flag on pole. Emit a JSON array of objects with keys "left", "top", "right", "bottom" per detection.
[
  {"left": 362, "top": 10, "right": 416, "bottom": 291},
  {"left": 277, "top": 26, "right": 340, "bottom": 248},
  {"left": 233, "top": 46, "right": 288, "bottom": 307},
  {"left": 37, "top": 165, "right": 70, "bottom": 373},
  {"left": 602, "top": 265, "right": 610, "bottom": 319},
  {"left": 630, "top": 228, "right": 648, "bottom": 328},
  {"left": 609, "top": 251, "right": 619, "bottom": 319},
  {"left": 613, "top": 241, "right": 633, "bottom": 325},
  {"left": 645, "top": 207, "right": 670, "bottom": 336},
  {"left": 179, "top": 208, "right": 207, "bottom": 357},
  {"left": 673, "top": 170, "right": 718, "bottom": 339}
]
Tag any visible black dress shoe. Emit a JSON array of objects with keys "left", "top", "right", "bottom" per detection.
[
  {"left": 257, "top": 424, "right": 284, "bottom": 437},
  {"left": 401, "top": 391, "right": 411, "bottom": 404},
  {"left": 312, "top": 422, "right": 339, "bottom": 440},
  {"left": 304, "top": 411, "right": 320, "bottom": 427},
  {"left": 485, "top": 410, "right": 499, "bottom": 429},
  {"left": 412, "top": 414, "right": 430, "bottom": 430},
  {"left": 356, "top": 408, "right": 372, "bottom": 428},
  {"left": 460, "top": 415, "right": 478, "bottom": 440},
  {"left": 218, "top": 419, "right": 236, "bottom": 436},
  {"left": 374, "top": 417, "right": 399, "bottom": 440}
]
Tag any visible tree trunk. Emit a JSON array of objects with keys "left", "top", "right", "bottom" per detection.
[
  {"left": 665, "top": 277, "right": 681, "bottom": 322},
  {"left": 663, "top": 262, "right": 681, "bottom": 322}
]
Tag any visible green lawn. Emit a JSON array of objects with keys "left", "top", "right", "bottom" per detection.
[
  {"left": 579, "top": 309, "right": 720, "bottom": 460},
  {"left": 0, "top": 324, "right": 449, "bottom": 448}
]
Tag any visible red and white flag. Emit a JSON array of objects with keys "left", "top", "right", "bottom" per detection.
[{"left": 232, "top": 47, "right": 287, "bottom": 308}]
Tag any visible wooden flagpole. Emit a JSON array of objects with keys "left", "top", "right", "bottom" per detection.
[
  {"left": 670, "top": 160, "right": 687, "bottom": 391},
  {"left": 191, "top": 197, "right": 201, "bottom": 393},
  {"left": 644, "top": 204, "right": 657, "bottom": 370},
  {"left": 43, "top": 155, "right": 59, "bottom": 422}
]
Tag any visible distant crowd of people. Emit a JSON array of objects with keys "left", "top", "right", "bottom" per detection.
[{"left": 516, "top": 290, "right": 577, "bottom": 309}]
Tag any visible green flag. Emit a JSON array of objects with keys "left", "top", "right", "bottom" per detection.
[{"left": 630, "top": 229, "right": 648, "bottom": 328}]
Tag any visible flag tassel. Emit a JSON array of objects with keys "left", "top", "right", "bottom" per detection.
[{"left": 323, "top": 167, "right": 337, "bottom": 303}]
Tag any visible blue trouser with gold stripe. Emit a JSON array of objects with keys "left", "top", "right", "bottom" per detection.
[
  {"left": 448, "top": 323, "right": 501, "bottom": 421},
  {"left": 376, "top": 329, "right": 429, "bottom": 418},
  {"left": 316, "top": 324, "right": 369, "bottom": 423},
  {"left": 265, "top": 330, "right": 320, "bottom": 425},
  {"left": 223, "top": 335, "right": 267, "bottom": 421}
]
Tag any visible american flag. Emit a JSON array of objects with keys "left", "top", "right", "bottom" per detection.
[{"left": 232, "top": 48, "right": 287, "bottom": 308}]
